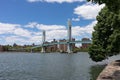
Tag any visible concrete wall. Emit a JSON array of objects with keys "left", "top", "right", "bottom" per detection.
[{"left": 97, "top": 60, "right": 120, "bottom": 80}]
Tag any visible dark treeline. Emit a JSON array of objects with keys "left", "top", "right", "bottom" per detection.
[
  {"left": 0, "top": 43, "right": 41, "bottom": 52},
  {"left": 0, "top": 43, "right": 90, "bottom": 53}
]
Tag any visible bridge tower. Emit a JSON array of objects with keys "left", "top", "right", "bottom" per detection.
[
  {"left": 41, "top": 30, "right": 46, "bottom": 53},
  {"left": 67, "top": 19, "right": 72, "bottom": 53}
]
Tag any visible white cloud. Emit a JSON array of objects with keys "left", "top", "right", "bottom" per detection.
[
  {"left": 36, "top": 24, "right": 66, "bottom": 31},
  {"left": 25, "top": 22, "right": 38, "bottom": 28},
  {"left": 27, "top": 0, "right": 85, "bottom": 3},
  {"left": 14, "top": 28, "right": 31, "bottom": 37},
  {"left": 44, "top": 21, "right": 97, "bottom": 41},
  {"left": 5, "top": 35, "right": 42, "bottom": 45},
  {"left": 84, "top": 20, "right": 97, "bottom": 33},
  {"left": 74, "top": 3, "right": 105, "bottom": 19},
  {"left": 0, "top": 22, "right": 20, "bottom": 34},
  {"left": 27, "top": 0, "right": 42, "bottom": 3},
  {"left": 72, "top": 20, "right": 97, "bottom": 36},
  {"left": 46, "top": 29, "right": 67, "bottom": 41},
  {"left": 33, "top": 32, "right": 42, "bottom": 36},
  {"left": 0, "top": 21, "right": 97, "bottom": 45},
  {"left": 30, "top": 36, "right": 42, "bottom": 43},
  {"left": 25, "top": 22, "right": 66, "bottom": 31},
  {"left": 72, "top": 17, "right": 80, "bottom": 21},
  {"left": 0, "top": 22, "right": 34, "bottom": 45},
  {"left": 5, "top": 36, "right": 28, "bottom": 45},
  {"left": 25, "top": 22, "right": 67, "bottom": 42},
  {"left": 0, "top": 22, "right": 32, "bottom": 38}
]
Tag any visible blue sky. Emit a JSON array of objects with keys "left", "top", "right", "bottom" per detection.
[{"left": 0, "top": 0, "right": 105, "bottom": 45}]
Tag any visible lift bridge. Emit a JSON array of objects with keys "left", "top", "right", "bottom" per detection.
[{"left": 31, "top": 19, "right": 91, "bottom": 53}]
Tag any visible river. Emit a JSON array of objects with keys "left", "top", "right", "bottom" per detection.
[{"left": 0, "top": 52, "right": 119, "bottom": 80}]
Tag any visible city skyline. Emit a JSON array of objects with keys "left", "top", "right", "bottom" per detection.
[{"left": 0, "top": 0, "right": 105, "bottom": 45}]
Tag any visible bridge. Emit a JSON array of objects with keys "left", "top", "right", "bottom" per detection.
[
  {"left": 31, "top": 19, "right": 92, "bottom": 53},
  {"left": 31, "top": 40, "right": 91, "bottom": 49}
]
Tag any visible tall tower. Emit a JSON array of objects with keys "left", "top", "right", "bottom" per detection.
[
  {"left": 68, "top": 19, "right": 72, "bottom": 42},
  {"left": 41, "top": 30, "right": 46, "bottom": 53},
  {"left": 67, "top": 19, "right": 72, "bottom": 53},
  {"left": 42, "top": 30, "right": 46, "bottom": 43}
]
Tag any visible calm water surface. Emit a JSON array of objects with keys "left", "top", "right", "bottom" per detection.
[{"left": 0, "top": 52, "right": 120, "bottom": 80}]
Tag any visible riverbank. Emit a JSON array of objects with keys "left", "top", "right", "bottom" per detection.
[{"left": 97, "top": 60, "right": 120, "bottom": 80}]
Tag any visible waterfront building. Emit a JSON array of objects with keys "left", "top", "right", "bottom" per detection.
[
  {"left": 45, "top": 39, "right": 58, "bottom": 52},
  {"left": 59, "top": 39, "right": 67, "bottom": 52},
  {"left": 48, "top": 39, "right": 58, "bottom": 52},
  {"left": 0, "top": 45, "right": 3, "bottom": 52},
  {"left": 81, "top": 38, "right": 91, "bottom": 48},
  {"left": 59, "top": 38, "right": 76, "bottom": 52},
  {"left": 44, "top": 42, "right": 50, "bottom": 52},
  {"left": 51, "top": 39, "right": 58, "bottom": 52},
  {"left": 44, "top": 38, "right": 76, "bottom": 52},
  {"left": 71, "top": 38, "right": 76, "bottom": 50}
]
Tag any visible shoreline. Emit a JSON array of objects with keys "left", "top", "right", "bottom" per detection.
[
  {"left": 97, "top": 60, "right": 120, "bottom": 80},
  {"left": 0, "top": 51, "right": 88, "bottom": 53}
]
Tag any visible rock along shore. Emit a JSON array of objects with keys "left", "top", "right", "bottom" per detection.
[{"left": 97, "top": 60, "right": 120, "bottom": 80}]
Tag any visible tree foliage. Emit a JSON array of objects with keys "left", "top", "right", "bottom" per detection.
[
  {"left": 87, "top": 0, "right": 120, "bottom": 13},
  {"left": 89, "top": 6, "right": 120, "bottom": 62}
]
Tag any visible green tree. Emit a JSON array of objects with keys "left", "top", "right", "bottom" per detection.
[
  {"left": 89, "top": 6, "right": 120, "bottom": 62},
  {"left": 2, "top": 45, "right": 12, "bottom": 51},
  {"left": 13, "top": 43, "right": 18, "bottom": 47},
  {"left": 87, "top": 0, "right": 120, "bottom": 13}
]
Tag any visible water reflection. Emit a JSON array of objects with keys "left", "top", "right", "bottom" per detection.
[{"left": 89, "top": 64, "right": 106, "bottom": 80}]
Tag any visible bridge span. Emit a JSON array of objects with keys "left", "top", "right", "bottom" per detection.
[{"left": 32, "top": 19, "right": 92, "bottom": 53}]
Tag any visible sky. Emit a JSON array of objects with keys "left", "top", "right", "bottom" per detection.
[{"left": 0, "top": 0, "right": 105, "bottom": 45}]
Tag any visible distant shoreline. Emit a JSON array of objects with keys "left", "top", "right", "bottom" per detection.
[{"left": 0, "top": 51, "right": 88, "bottom": 54}]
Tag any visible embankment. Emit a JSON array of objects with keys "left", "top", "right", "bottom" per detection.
[{"left": 97, "top": 60, "right": 120, "bottom": 80}]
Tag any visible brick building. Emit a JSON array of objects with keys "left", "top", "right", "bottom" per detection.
[
  {"left": 51, "top": 39, "right": 58, "bottom": 52},
  {"left": 59, "top": 39, "right": 67, "bottom": 52},
  {"left": 45, "top": 38, "right": 76, "bottom": 52},
  {"left": 0, "top": 45, "right": 3, "bottom": 52},
  {"left": 71, "top": 38, "right": 76, "bottom": 49},
  {"left": 81, "top": 38, "right": 91, "bottom": 48},
  {"left": 45, "top": 39, "right": 58, "bottom": 52},
  {"left": 58, "top": 38, "right": 76, "bottom": 52}
]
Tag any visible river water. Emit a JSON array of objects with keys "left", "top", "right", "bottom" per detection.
[{"left": 0, "top": 52, "right": 119, "bottom": 80}]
